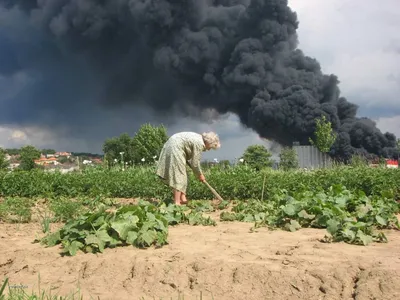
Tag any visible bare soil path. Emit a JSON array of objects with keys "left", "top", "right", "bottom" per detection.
[{"left": 1, "top": 219, "right": 400, "bottom": 300}]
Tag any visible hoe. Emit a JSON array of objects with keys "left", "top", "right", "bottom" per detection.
[{"left": 203, "top": 180, "right": 224, "bottom": 201}]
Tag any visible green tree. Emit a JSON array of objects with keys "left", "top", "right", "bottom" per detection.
[
  {"left": 57, "top": 156, "right": 72, "bottom": 164},
  {"left": 5, "top": 148, "right": 20, "bottom": 155},
  {"left": 41, "top": 149, "right": 56, "bottom": 155},
  {"left": 309, "top": 115, "right": 337, "bottom": 153},
  {"left": 279, "top": 147, "right": 299, "bottom": 171},
  {"left": 72, "top": 152, "right": 102, "bottom": 158},
  {"left": 19, "top": 145, "right": 41, "bottom": 171},
  {"left": 103, "top": 133, "right": 135, "bottom": 168},
  {"left": 0, "top": 147, "right": 9, "bottom": 170},
  {"left": 132, "top": 123, "right": 168, "bottom": 164},
  {"left": 219, "top": 160, "right": 231, "bottom": 168},
  {"left": 350, "top": 154, "right": 368, "bottom": 167},
  {"left": 242, "top": 145, "right": 273, "bottom": 170}
]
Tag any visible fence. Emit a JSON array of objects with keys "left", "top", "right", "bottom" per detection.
[{"left": 292, "top": 145, "right": 333, "bottom": 169}]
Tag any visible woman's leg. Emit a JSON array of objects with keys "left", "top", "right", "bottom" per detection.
[
  {"left": 173, "top": 189, "right": 182, "bottom": 205},
  {"left": 180, "top": 193, "right": 188, "bottom": 204}
]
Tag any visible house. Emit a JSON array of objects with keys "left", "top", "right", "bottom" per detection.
[
  {"left": 92, "top": 158, "right": 103, "bottom": 164},
  {"left": 55, "top": 152, "right": 72, "bottom": 158},
  {"left": 34, "top": 157, "right": 60, "bottom": 166},
  {"left": 8, "top": 163, "right": 20, "bottom": 170},
  {"left": 386, "top": 159, "right": 398, "bottom": 169}
]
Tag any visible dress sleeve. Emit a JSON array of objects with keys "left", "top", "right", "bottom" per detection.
[{"left": 188, "top": 144, "right": 203, "bottom": 177}]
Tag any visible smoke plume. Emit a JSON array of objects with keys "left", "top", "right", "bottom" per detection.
[{"left": 0, "top": 0, "right": 398, "bottom": 160}]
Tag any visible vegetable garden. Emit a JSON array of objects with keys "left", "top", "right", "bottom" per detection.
[{"left": 1, "top": 164, "right": 400, "bottom": 299}]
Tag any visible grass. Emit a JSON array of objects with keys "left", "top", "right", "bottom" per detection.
[
  {"left": 1, "top": 277, "right": 215, "bottom": 300},
  {"left": 0, "top": 277, "right": 85, "bottom": 300}
]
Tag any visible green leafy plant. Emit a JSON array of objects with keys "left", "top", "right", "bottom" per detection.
[
  {"left": 309, "top": 115, "right": 337, "bottom": 153},
  {"left": 131, "top": 123, "right": 168, "bottom": 165},
  {"left": 241, "top": 145, "right": 273, "bottom": 170},
  {"left": 220, "top": 184, "right": 400, "bottom": 246},
  {"left": 0, "top": 197, "right": 33, "bottom": 223},
  {"left": 279, "top": 147, "right": 299, "bottom": 171},
  {"left": 49, "top": 197, "right": 86, "bottom": 222},
  {"left": 19, "top": 145, "right": 41, "bottom": 171},
  {"left": 0, "top": 148, "right": 9, "bottom": 171},
  {"left": 103, "top": 133, "right": 136, "bottom": 168},
  {"left": 40, "top": 202, "right": 168, "bottom": 255},
  {"left": 40, "top": 200, "right": 215, "bottom": 256},
  {"left": 1, "top": 165, "right": 399, "bottom": 202},
  {"left": 36, "top": 209, "right": 52, "bottom": 233}
]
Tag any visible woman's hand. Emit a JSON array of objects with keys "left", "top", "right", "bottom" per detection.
[{"left": 199, "top": 174, "right": 206, "bottom": 182}]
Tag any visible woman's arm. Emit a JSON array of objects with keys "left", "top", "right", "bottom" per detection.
[{"left": 188, "top": 146, "right": 203, "bottom": 178}]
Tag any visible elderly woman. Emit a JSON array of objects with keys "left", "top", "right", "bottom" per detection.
[{"left": 156, "top": 131, "right": 221, "bottom": 205}]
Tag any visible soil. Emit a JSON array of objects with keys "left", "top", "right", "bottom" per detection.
[{"left": 1, "top": 214, "right": 400, "bottom": 300}]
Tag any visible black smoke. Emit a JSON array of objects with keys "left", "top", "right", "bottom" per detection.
[{"left": 0, "top": 0, "right": 398, "bottom": 160}]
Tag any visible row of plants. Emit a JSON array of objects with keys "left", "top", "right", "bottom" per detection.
[
  {"left": 221, "top": 184, "right": 400, "bottom": 246},
  {"left": 38, "top": 200, "right": 216, "bottom": 256},
  {"left": 0, "top": 165, "right": 399, "bottom": 200},
  {"left": 1, "top": 185, "right": 399, "bottom": 253},
  {"left": 1, "top": 165, "right": 399, "bottom": 252},
  {"left": 35, "top": 183, "right": 400, "bottom": 254},
  {"left": 0, "top": 194, "right": 217, "bottom": 256}
]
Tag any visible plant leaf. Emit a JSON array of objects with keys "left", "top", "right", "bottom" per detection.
[
  {"left": 326, "top": 219, "right": 339, "bottom": 235},
  {"left": 66, "top": 240, "right": 84, "bottom": 256},
  {"left": 283, "top": 204, "right": 296, "bottom": 216},
  {"left": 356, "top": 230, "right": 373, "bottom": 246},
  {"left": 126, "top": 231, "right": 138, "bottom": 245},
  {"left": 139, "top": 230, "right": 157, "bottom": 246},
  {"left": 375, "top": 215, "right": 387, "bottom": 226}
]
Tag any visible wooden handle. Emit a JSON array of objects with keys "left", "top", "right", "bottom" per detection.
[{"left": 203, "top": 181, "right": 224, "bottom": 201}]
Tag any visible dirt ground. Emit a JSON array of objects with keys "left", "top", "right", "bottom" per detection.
[{"left": 1, "top": 215, "right": 400, "bottom": 300}]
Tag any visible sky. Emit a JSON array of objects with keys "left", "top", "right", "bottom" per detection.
[{"left": 0, "top": 0, "right": 399, "bottom": 161}]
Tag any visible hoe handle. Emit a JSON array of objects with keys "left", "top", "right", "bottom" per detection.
[{"left": 203, "top": 181, "right": 224, "bottom": 201}]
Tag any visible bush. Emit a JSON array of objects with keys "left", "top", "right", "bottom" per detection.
[{"left": 0, "top": 165, "right": 399, "bottom": 201}]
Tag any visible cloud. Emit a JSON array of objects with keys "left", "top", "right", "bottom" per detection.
[
  {"left": 9, "top": 129, "right": 27, "bottom": 141},
  {"left": 375, "top": 115, "right": 400, "bottom": 139},
  {"left": 0, "top": 0, "right": 399, "bottom": 159},
  {"left": 287, "top": 0, "right": 400, "bottom": 152},
  {"left": 0, "top": 113, "right": 279, "bottom": 161},
  {"left": 167, "top": 113, "right": 279, "bottom": 162},
  {"left": 288, "top": 0, "right": 400, "bottom": 115}
]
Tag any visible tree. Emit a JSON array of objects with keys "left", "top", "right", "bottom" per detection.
[
  {"left": 0, "top": 147, "right": 9, "bottom": 170},
  {"left": 72, "top": 152, "right": 102, "bottom": 158},
  {"left": 19, "top": 145, "right": 41, "bottom": 170},
  {"left": 309, "top": 115, "right": 337, "bottom": 153},
  {"left": 279, "top": 147, "right": 299, "bottom": 171},
  {"left": 132, "top": 123, "right": 168, "bottom": 164},
  {"left": 242, "top": 145, "right": 273, "bottom": 170},
  {"left": 41, "top": 149, "right": 56, "bottom": 155},
  {"left": 58, "top": 156, "right": 73, "bottom": 164},
  {"left": 5, "top": 148, "right": 20, "bottom": 155},
  {"left": 103, "top": 133, "right": 135, "bottom": 168}
]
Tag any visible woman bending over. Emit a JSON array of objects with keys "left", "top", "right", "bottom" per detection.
[{"left": 156, "top": 131, "right": 220, "bottom": 205}]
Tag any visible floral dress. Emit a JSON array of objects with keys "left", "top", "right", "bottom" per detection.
[{"left": 156, "top": 132, "right": 206, "bottom": 193}]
